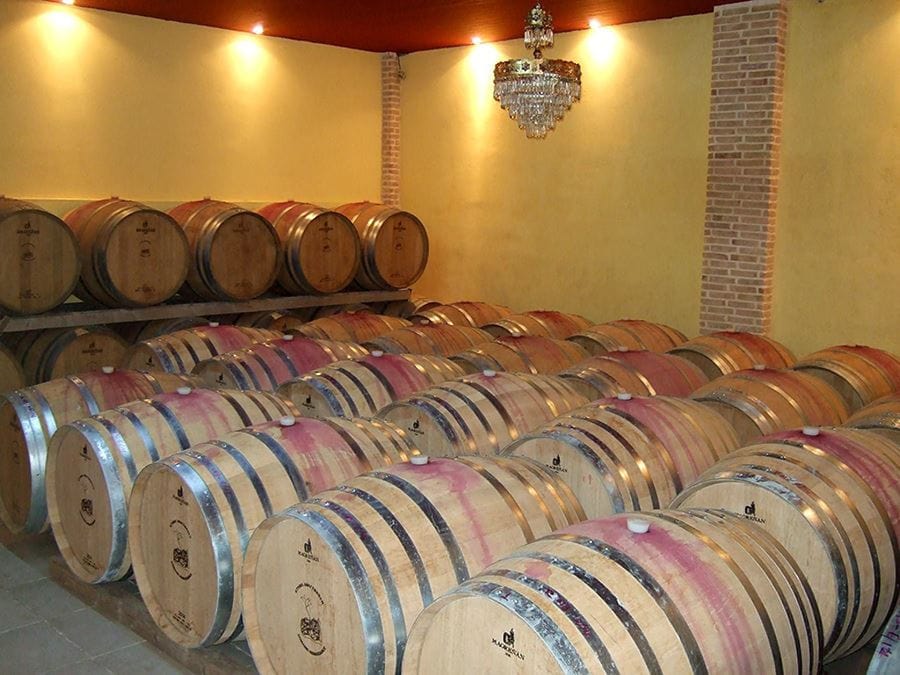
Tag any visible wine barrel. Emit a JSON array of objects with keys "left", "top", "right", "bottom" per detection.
[
  {"left": 46, "top": 387, "right": 295, "bottom": 583},
  {"left": 232, "top": 311, "right": 293, "bottom": 329},
  {"left": 673, "top": 427, "right": 900, "bottom": 660},
  {"left": 64, "top": 198, "right": 189, "bottom": 307},
  {"left": 691, "top": 367, "right": 849, "bottom": 444},
  {"left": 379, "top": 297, "right": 442, "bottom": 318},
  {"left": 558, "top": 349, "right": 708, "bottom": 399},
  {"left": 668, "top": 331, "right": 796, "bottom": 379},
  {"left": 169, "top": 199, "right": 280, "bottom": 301},
  {"left": 483, "top": 310, "right": 592, "bottom": 339},
  {"left": 410, "top": 301, "right": 512, "bottom": 327},
  {"left": 115, "top": 317, "right": 209, "bottom": 344},
  {"left": 568, "top": 319, "right": 688, "bottom": 355},
  {"left": 0, "top": 344, "right": 25, "bottom": 395},
  {"left": 0, "top": 198, "right": 80, "bottom": 314},
  {"left": 334, "top": 201, "right": 429, "bottom": 290},
  {"left": 793, "top": 345, "right": 900, "bottom": 413},
  {"left": 14, "top": 327, "right": 128, "bottom": 385},
  {"left": 129, "top": 415, "right": 415, "bottom": 647},
  {"left": 241, "top": 455, "right": 585, "bottom": 675},
  {"left": 451, "top": 336, "right": 589, "bottom": 375},
  {"left": 364, "top": 325, "right": 493, "bottom": 356},
  {"left": 123, "top": 323, "right": 281, "bottom": 373},
  {"left": 258, "top": 201, "right": 360, "bottom": 294},
  {"left": 193, "top": 335, "right": 367, "bottom": 391},
  {"left": 293, "top": 313, "right": 411, "bottom": 342},
  {"left": 279, "top": 352, "right": 465, "bottom": 419},
  {"left": 0, "top": 368, "right": 198, "bottom": 534},
  {"left": 403, "top": 509, "right": 821, "bottom": 675},
  {"left": 503, "top": 395, "right": 739, "bottom": 519},
  {"left": 845, "top": 393, "right": 899, "bottom": 444},
  {"left": 378, "top": 371, "right": 589, "bottom": 457},
  {"left": 311, "top": 303, "right": 374, "bottom": 318}
]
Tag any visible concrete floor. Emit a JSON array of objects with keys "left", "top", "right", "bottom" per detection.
[{"left": 0, "top": 540, "right": 191, "bottom": 675}]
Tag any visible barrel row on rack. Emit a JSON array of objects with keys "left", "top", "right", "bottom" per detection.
[{"left": 0, "top": 197, "right": 430, "bottom": 314}]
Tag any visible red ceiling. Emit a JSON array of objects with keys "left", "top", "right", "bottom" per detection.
[{"left": 56, "top": 0, "right": 743, "bottom": 53}]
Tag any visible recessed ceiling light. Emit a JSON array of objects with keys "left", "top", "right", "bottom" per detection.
[
  {"left": 251, "top": 23, "right": 264, "bottom": 35},
  {"left": 471, "top": 36, "right": 482, "bottom": 45}
]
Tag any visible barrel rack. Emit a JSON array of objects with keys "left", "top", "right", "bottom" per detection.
[{"left": 0, "top": 289, "right": 411, "bottom": 333}]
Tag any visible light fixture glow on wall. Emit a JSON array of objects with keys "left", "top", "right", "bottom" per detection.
[
  {"left": 589, "top": 18, "right": 602, "bottom": 29},
  {"left": 61, "top": 0, "right": 75, "bottom": 5},
  {"left": 471, "top": 36, "right": 482, "bottom": 45},
  {"left": 493, "top": 3, "right": 581, "bottom": 139},
  {"left": 251, "top": 23, "right": 264, "bottom": 35}
]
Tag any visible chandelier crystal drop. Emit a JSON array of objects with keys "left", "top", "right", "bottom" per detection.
[{"left": 493, "top": 3, "right": 581, "bottom": 139}]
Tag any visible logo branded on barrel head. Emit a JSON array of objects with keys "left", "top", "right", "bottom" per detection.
[
  {"left": 492, "top": 627, "right": 525, "bottom": 661},
  {"left": 296, "top": 583, "right": 326, "bottom": 656},
  {"left": 745, "top": 501, "right": 756, "bottom": 516}
]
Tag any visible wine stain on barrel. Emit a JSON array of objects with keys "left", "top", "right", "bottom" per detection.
[{"left": 295, "top": 582, "right": 326, "bottom": 656}]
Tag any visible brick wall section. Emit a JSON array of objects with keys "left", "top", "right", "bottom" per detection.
[
  {"left": 381, "top": 52, "right": 402, "bottom": 207},
  {"left": 699, "top": 0, "right": 787, "bottom": 334}
]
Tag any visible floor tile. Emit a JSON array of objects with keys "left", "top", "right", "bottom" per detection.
[
  {"left": 43, "top": 659, "right": 115, "bottom": 675},
  {"left": 93, "top": 642, "right": 194, "bottom": 675},
  {"left": 9, "top": 578, "right": 87, "bottom": 620},
  {"left": 0, "top": 588, "right": 42, "bottom": 634},
  {"left": 0, "top": 546, "right": 46, "bottom": 590},
  {"left": 0, "top": 621, "right": 89, "bottom": 673},
  {"left": 49, "top": 606, "right": 144, "bottom": 657}
]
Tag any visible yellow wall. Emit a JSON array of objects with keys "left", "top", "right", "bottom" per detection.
[
  {"left": 773, "top": 0, "right": 900, "bottom": 356},
  {"left": 400, "top": 15, "right": 713, "bottom": 335},
  {"left": 0, "top": 0, "right": 382, "bottom": 206}
]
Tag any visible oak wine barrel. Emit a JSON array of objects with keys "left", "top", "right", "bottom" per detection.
[
  {"left": 46, "top": 387, "right": 295, "bottom": 583},
  {"left": 64, "top": 198, "right": 189, "bottom": 307},
  {"left": 451, "top": 336, "right": 589, "bottom": 375},
  {"left": 379, "top": 297, "right": 442, "bottom": 318},
  {"left": 845, "top": 393, "right": 900, "bottom": 444},
  {"left": 483, "top": 310, "right": 592, "bottom": 339},
  {"left": 115, "top": 317, "right": 209, "bottom": 344},
  {"left": 673, "top": 427, "right": 900, "bottom": 660},
  {"left": 124, "top": 323, "right": 281, "bottom": 374},
  {"left": 0, "top": 198, "right": 80, "bottom": 314},
  {"left": 378, "top": 371, "right": 589, "bottom": 457},
  {"left": 14, "top": 327, "right": 129, "bottom": 385},
  {"left": 278, "top": 352, "right": 465, "bottom": 419},
  {"left": 558, "top": 349, "right": 708, "bottom": 399},
  {"left": 793, "top": 345, "right": 900, "bottom": 413},
  {"left": 504, "top": 395, "right": 739, "bottom": 519},
  {"left": 169, "top": 199, "right": 280, "bottom": 301},
  {"left": 193, "top": 334, "right": 367, "bottom": 391},
  {"left": 335, "top": 201, "right": 429, "bottom": 290},
  {"left": 403, "top": 509, "right": 821, "bottom": 675},
  {"left": 0, "top": 368, "right": 198, "bottom": 534},
  {"left": 364, "top": 325, "right": 493, "bottom": 357},
  {"left": 691, "top": 367, "right": 849, "bottom": 444},
  {"left": 410, "top": 301, "right": 512, "bottom": 327},
  {"left": 129, "top": 415, "right": 415, "bottom": 647},
  {"left": 241, "top": 455, "right": 585, "bottom": 674},
  {"left": 668, "top": 331, "right": 796, "bottom": 379},
  {"left": 311, "top": 303, "right": 375, "bottom": 318},
  {"left": 0, "top": 344, "right": 25, "bottom": 395},
  {"left": 568, "top": 319, "right": 688, "bottom": 355},
  {"left": 258, "top": 201, "right": 360, "bottom": 294},
  {"left": 293, "top": 313, "right": 411, "bottom": 342}
]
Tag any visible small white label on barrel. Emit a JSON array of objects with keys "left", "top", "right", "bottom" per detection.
[
  {"left": 483, "top": 369, "right": 497, "bottom": 378},
  {"left": 617, "top": 346, "right": 629, "bottom": 352},
  {"left": 176, "top": 386, "right": 192, "bottom": 396},
  {"left": 208, "top": 321, "right": 220, "bottom": 327},
  {"left": 418, "top": 320, "right": 430, "bottom": 326},
  {"left": 282, "top": 334, "right": 295, "bottom": 341},
  {"left": 280, "top": 416, "right": 296, "bottom": 427},
  {"left": 410, "top": 455, "right": 429, "bottom": 466},
  {"left": 753, "top": 363, "right": 766, "bottom": 370},
  {"left": 627, "top": 518, "right": 650, "bottom": 534},
  {"left": 101, "top": 366, "right": 115, "bottom": 374},
  {"left": 802, "top": 426, "right": 820, "bottom": 437},
  {"left": 617, "top": 393, "right": 633, "bottom": 401},
  {"left": 372, "top": 350, "right": 384, "bottom": 358}
]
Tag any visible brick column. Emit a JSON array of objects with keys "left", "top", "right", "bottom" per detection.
[
  {"left": 699, "top": 0, "right": 787, "bottom": 334},
  {"left": 381, "top": 52, "right": 402, "bottom": 207}
]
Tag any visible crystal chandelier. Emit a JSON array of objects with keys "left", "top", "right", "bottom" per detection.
[{"left": 494, "top": 3, "right": 582, "bottom": 139}]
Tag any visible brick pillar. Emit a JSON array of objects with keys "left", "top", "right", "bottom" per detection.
[
  {"left": 699, "top": 0, "right": 787, "bottom": 334},
  {"left": 381, "top": 52, "right": 402, "bottom": 207}
]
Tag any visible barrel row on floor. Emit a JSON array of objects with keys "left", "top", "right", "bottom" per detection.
[
  {"left": 0, "top": 197, "right": 430, "bottom": 315},
  {"left": 0, "top": 309, "right": 897, "bottom": 674}
]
